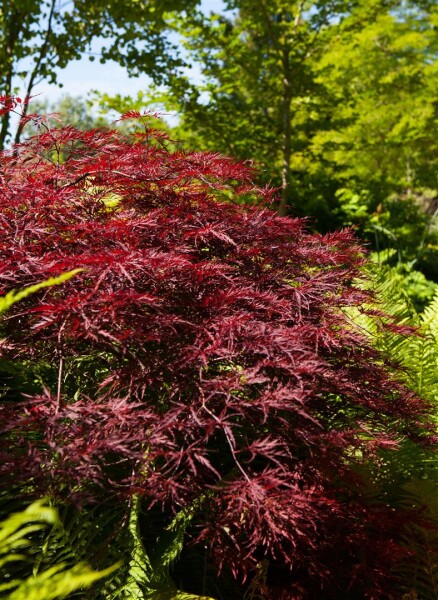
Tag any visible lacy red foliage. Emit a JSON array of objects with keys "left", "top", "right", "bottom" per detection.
[{"left": 0, "top": 119, "right": 434, "bottom": 597}]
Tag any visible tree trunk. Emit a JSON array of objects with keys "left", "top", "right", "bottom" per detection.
[
  {"left": 0, "top": 12, "right": 23, "bottom": 151},
  {"left": 13, "top": 0, "right": 56, "bottom": 148},
  {"left": 279, "top": 62, "right": 292, "bottom": 217}
]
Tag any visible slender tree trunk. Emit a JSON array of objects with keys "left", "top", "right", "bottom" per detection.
[
  {"left": 279, "top": 54, "right": 292, "bottom": 217},
  {"left": 13, "top": 0, "right": 56, "bottom": 148},
  {"left": 257, "top": 1, "right": 304, "bottom": 216},
  {"left": 278, "top": 4, "right": 304, "bottom": 217},
  {"left": 0, "top": 92, "right": 12, "bottom": 151},
  {"left": 0, "top": 12, "right": 23, "bottom": 151}
]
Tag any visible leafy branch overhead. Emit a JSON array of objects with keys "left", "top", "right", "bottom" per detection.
[{"left": 0, "top": 0, "right": 201, "bottom": 148}]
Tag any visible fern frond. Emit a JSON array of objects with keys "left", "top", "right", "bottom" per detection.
[
  {"left": 422, "top": 288, "right": 438, "bottom": 339},
  {"left": 347, "top": 264, "right": 438, "bottom": 599},
  {"left": 105, "top": 496, "right": 214, "bottom": 600},
  {"left": 348, "top": 264, "right": 438, "bottom": 403},
  {"left": 0, "top": 270, "right": 83, "bottom": 315},
  {"left": 0, "top": 499, "right": 117, "bottom": 600},
  {"left": 7, "top": 562, "right": 118, "bottom": 600},
  {"left": 396, "top": 479, "right": 438, "bottom": 600}
]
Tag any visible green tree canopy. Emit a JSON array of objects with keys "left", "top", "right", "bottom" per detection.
[
  {"left": 154, "top": 0, "right": 358, "bottom": 215},
  {"left": 150, "top": 0, "right": 436, "bottom": 216},
  {"left": 135, "top": 0, "right": 437, "bottom": 304}
]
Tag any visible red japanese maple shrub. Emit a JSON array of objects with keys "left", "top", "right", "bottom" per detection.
[{"left": 0, "top": 113, "right": 434, "bottom": 598}]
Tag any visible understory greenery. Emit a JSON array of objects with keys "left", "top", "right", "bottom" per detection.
[
  {"left": 0, "top": 111, "right": 436, "bottom": 599},
  {"left": 348, "top": 266, "right": 438, "bottom": 599},
  {"left": 0, "top": 280, "right": 117, "bottom": 599}
]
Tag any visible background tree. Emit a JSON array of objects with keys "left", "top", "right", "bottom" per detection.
[
  {"left": 152, "top": 0, "right": 358, "bottom": 216},
  {"left": 23, "top": 94, "right": 109, "bottom": 134},
  {"left": 312, "top": 1, "right": 438, "bottom": 275},
  {"left": 136, "top": 0, "right": 437, "bottom": 306}
]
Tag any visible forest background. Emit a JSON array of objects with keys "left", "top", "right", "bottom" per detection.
[
  {"left": 1, "top": 0, "right": 437, "bottom": 310},
  {"left": 0, "top": 0, "right": 437, "bottom": 599}
]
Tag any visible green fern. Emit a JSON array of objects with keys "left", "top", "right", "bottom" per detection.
[
  {"left": 0, "top": 270, "right": 83, "bottom": 316},
  {"left": 423, "top": 289, "right": 438, "bottom": 338},
  {"left": 0, "top": 273, "right": 121, "bottom": 600},
  {"left": 418, "top": 288, "right": 438, "bottom": 405},
  {"left": 349, "top": 265, "right": 438, "bottom": 405},
  {"left": 0, "top": 272, "right": 214, "bottom": 599},
  {"left": 104, "top": 495, "right": 215, "bottom": 600},
  {"left": 348, "top": 264, "right": 438, "bottom": 599},
  {"left": 396, "top": 479, "right": 438, "bottom": 600},
  {"left": 0, "top": 499, "right": 117, "bottom": 599}
]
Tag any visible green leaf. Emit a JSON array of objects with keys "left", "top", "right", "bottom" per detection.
[
  {"left": 8, "top": 562, "right": 119, "bottom": 600},
  {"left": 0, "top": 269, "right": 83, "bottom": 315}
]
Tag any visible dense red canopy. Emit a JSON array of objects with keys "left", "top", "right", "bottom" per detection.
[{"left": 0, "top": 116, "right": 433, "bottom": 597}]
